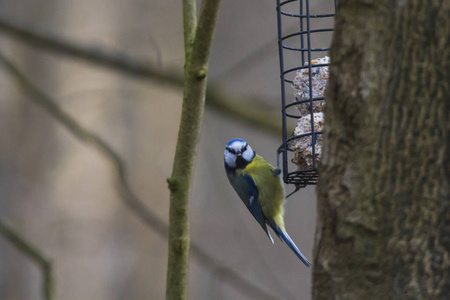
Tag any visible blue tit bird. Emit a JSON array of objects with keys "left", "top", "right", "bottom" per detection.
[{"left": 224, "top": 138, "right": 311, "bottom": 268}]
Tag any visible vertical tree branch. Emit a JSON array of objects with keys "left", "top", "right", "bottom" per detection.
[
  {"left": 165, "top": 0, "right": 221, "bottom": 299},
  {"left": 0, "top": 219, "right": 53, "bottom": 300},
  {"left": 182, "top": 0, "right": 197, "bottom": 61}
]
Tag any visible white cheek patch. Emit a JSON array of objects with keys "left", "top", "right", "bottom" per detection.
[
  {"left": 242, "top": 145, "right": 254, "bottom": 162},
  {"left": 224, "top": 149, "right": 236, "bottom": 168}
]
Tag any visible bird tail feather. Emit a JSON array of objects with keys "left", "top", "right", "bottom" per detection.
[
  {"left": 275, "top": 227, "right": 312, "bottom": 268},
  {"left": 266, "top": 230, "right": 274, "bottom": 244}
]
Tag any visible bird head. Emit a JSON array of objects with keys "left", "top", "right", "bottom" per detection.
[{"left": 224, "top": 138, "right": 255, "bottom": 170}]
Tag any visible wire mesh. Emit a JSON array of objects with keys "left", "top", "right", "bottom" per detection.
[{"left": 276, "top": 0, "right": 337, "bottom": 189}]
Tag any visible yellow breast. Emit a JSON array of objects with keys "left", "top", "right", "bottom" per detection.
[{"left": 237, "top": 155, "right": 286, "bottom": 228}]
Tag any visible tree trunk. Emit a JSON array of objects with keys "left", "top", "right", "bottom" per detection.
[{"left": 313, "top": 0, "right": 450, "bottom": 299}]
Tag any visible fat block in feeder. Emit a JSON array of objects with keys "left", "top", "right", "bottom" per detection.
[
  {"left": 292, "top": 56, "right": 329, "bottom": 115},
  {"left": 291, "top": 112, "right": 324, "bottom": 170},
  {"left": 290, "top": 56, "right": 329, "bottom": 170}
]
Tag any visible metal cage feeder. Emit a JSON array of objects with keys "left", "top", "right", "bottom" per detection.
[{"left": 275, "top": 0, "right": 337, "bottom": 191}]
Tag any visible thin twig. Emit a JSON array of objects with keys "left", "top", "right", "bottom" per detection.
[
  {"left": 0, "top": 19, "right": 182, "bottom": 86},
  {"left": 190, "top": 244, "right": 281, "bottom": 300},
  {"left": 0, "top": 52, "right": 278, "bottom": 300},
  {"left": 0, "top": 219, "right": 53, "bottom": 300},
  {"left": 0, "top": 18, "right": 281, "bottom": 135},
  {"left": 216, "top": 23, "right": 300, "bottom": 81}
]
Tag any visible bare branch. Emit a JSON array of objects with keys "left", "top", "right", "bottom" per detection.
[
  {"left": 190, "top": 243, "right": 281, "bottom": 300},
  {"left": 0, "top": 18, "right": 182, "bottom": 85},
  {"left": 166, "top": 0, "right": 222, "bottom": 298},
  {"left": 0, "top": 52, "right": 278, "bottom": 300},
  {"left": 207, "top": 88, "right": 281, "bottom": 135},
  {"left": 0, "top": 219, "right": 54, "bottom": 300},
  {"left": 216, "top": 23, "right": 299, "bottom": 81},
  {"left": 0, "top": 18, "right": 281, "bottom": 135},
  {"left": 182, "top": 0, "right": 197, "bottom": 60}
]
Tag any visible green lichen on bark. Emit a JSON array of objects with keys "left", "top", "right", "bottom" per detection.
[{"left": 313, "top": 0, "right": 450, "bottom": 299}]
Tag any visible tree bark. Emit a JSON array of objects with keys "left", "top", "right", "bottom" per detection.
[{"left": 313, "top": 0, "right": 450, "bottom": 299}]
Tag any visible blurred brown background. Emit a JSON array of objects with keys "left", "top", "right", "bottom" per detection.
[{"left": 0, "top": 0, "right": 332, "bottom": 299}]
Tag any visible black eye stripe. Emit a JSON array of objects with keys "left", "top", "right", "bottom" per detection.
[
  {"left": 226, "top": 147, "right": 237, "bottom": 154},
  {"left": 227, "top": 143, "right": 249, "bottom": 155}
]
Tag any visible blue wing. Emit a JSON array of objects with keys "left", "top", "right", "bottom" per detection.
[{"left": 242, "top": 175, "right": 274, "bottom": 244}]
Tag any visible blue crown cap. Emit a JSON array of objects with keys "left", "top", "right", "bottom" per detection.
[{"left": 226, "top": 138, "right": 246, "bottom": 147}]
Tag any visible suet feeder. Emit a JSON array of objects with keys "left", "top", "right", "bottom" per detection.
[{"left": 275, "top": 0, "right": 337, "bottom": 192}]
